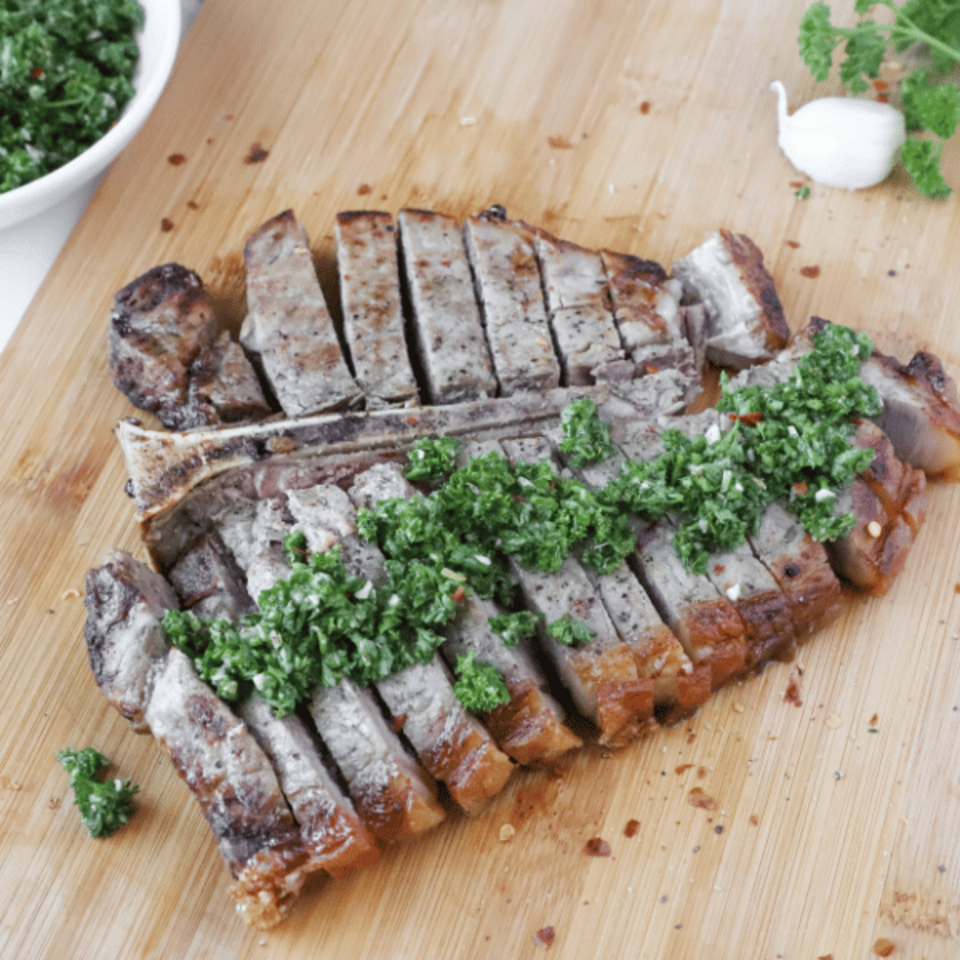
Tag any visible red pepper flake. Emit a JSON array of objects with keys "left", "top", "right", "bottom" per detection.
[
  {"left": 160, "top": 217, "right": 175, "bottom": 232},
  {"left": 784, "top": 675, "right": 803, "bottom": 707},
  {"left": 30, "top": 67, "right": 45, "bottom": 79},
  {"left": 748, "top": 814, "right": 759, "bottom": 826},
  {"left": 533, "top": 926, "right": 556, "bottom": 949},
  {"left": 675, "top": 763, "right": 695, "bottom": 774},
  {"left": 792, "top": 481, "right": 809, "bottom": 496},
  {"left": 391, "top": 713, "right": 408, "bottom": 733},
  {"left": 873, "top": 79, "right": 889, "bottom": 92},
  {"left": 729, "top": 410, "right": 764, "bottom": 427},
  {"left": 687, "top": 787, "right": 716, "bottom": 810},
  {"left": 584, "top": 836, "right": 611, "bottom": 856},
  {"left": 167, "top": 153, "right": 187, "bottom": 166},
  {"left": 624, "top": 818, "right": 640, "bottom": 838},
  {"left": 548, "top": 135, "right": 574, "bottom": 149},
  {"left": 639, "top": 101, "right": 651, "bottom": 115},
  {"left": 873, "top": 938, "right": 895, "bottom": 957},
  {"left": 244, "top": 142, "right": 270, "bottom": 164},
  {"left": 800, "top": 264, "right": 821, "bottom": 279},
  {"left": 186, "top": 199, "right": 199, "bottom": 210},
  {"left": 785, "top": 239, "right": 801, "bottom": 248},
  {"left": 357, "top": 183, "right": 371, "bottom": 195},
  {"left": 449, "top": 585, "right": 467, "bottom": 604},
  {"left": 713, "top": 564, "right": 725, "bottom": 575},
  {"left": 818, "top": 955, "right": 835, "bottom": 960}
]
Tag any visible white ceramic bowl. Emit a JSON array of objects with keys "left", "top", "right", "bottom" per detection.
[{"left": 0, "top": 0, "right": 182, "bottom": 230}]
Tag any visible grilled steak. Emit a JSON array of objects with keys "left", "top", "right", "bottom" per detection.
[
  {"left": 109, "top": 263, "right": 270, "bottom": 429},
  {"left": 241, "top": 209, "right": 363, "bottom": 416},
  {"left": 86, "top": 208, "right": 960, "bottom": 930},
  {"left": 145, "top": 648, "right": 310, "bottom": 929},
  {"left": 534, "top": 229, "right": 624, "bottom": 384},
  {"left": 672, "top": 230, "right": 789, "bottom": 369},
  {"left": 463, "top": 207, "right": 562, "bottom": 396},
  {"left": 83, "top": 549, "right": 178, "bottom": 733},
  {"left": 397, "top": 208, "right": 497, "bottom": 403},
  {"left": 335, "top": 211, "right": 419, "bottom": 408}
]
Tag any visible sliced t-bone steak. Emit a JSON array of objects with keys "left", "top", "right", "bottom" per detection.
[
  {"left": 672, "top": 230, "right": 789, "bottom": 369},
  {"left": 241, "top": 209, "right": 363, "bottom": 417},
  {"left": 335, "top": 210, "right": 419, "bottom": 409},
  {"left": 534, "top": 228, "right": 624, "bottom": 384},
  {"left": 109, "top": 263, "right": 270, "bottom": 430},
  {"left": 463, "top": 206, "right": 562, "bottom": 396},
  {"left": 397, "top": 208, "right": 497, "bottom": 404}
]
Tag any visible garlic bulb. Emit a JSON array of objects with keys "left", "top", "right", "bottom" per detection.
[{"left": 771, "top": 80, "right": 906, "bottom": 190}]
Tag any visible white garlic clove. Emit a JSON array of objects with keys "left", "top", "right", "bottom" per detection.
[{"left": 772, "top": 80, "right": 906, "bottom": 190}]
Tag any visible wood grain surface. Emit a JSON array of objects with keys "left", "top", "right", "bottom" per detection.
[{"left": 1, "top": 0, "right": 959, "bottom": 957}]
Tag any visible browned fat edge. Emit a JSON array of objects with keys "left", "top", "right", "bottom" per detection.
[
  {"left": 719, "top": 230, "right": 789, "bottom": 350},
  {"left": 336, "top": 210, "right": 393, "bottom": 226},
  {"left": 603, "top": 249, "right": 669, "bottom": 287},
  {"left": 245, "top": 208, "right": 298, "bottom": 250},
  {"left": 354, "top": 782, "right": 444, "bottom": 845}
]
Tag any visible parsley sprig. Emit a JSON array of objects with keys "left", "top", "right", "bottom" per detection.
[
  {"left": 798, "top": 0, "right": 960, "bottom": 197},
  {"left": 57, "top": 747, "right": 139, "bottom": 839}
]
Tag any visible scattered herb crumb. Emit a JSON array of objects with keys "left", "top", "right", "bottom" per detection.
[
  {"left": 624, "top": 818, "right": 640, "bottom": 837},
  {"left": 167, "top": 153, "right": 187, "bottom": 166},
  {"left": 160, "top": 218, "right": 174, "bottom": 232},
  {"left": 57, "top": 747, "right": 139, "bottom": 838},
  {"left": 547, "top": 135, "right": 574, "bottom": 149},
  {"left": 800, "top": 264, "right": 821, "bottom": 278},
  {"left": 795, "top": 184, "right": 811, "bottom": 198},
  {"left": 872, "top": 937, "right": 895, "bottom": 957}
]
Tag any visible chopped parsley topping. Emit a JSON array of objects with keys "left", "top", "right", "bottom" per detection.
[
  {"left": 451, "top": 651, "right": 511, "bottom": 712},
  {"left": 0, "top": 0, "right": 144, "bottom": 193},
  {"left": 165, "top": 322, "right": 882, "bottom": 713},
  {"left": 546, "top": 614, "right": 598, "bottom": 646},
  {"left": 57, "top": 747, "right": 139, "bottom": 838},
  {"left": 559, "top": 397, "right": 618, "bottom": 467},
  {"left": 488, "top": 610, "right": 543, "bottom": 647},
  {"left": 403, "top": 435, "right": 461, "bottom": 484}
]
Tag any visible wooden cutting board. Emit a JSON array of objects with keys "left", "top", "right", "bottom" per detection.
[{"left": 2, "top": 0, "right": 959, "bottom": 957}]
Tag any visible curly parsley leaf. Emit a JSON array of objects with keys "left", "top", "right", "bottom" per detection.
[
  {"left": 559, "top": 398, "right": 618, "bottom": 468},
  {"left": 452, "top": 651, "right": 510, "bottom": 712},
  {"left": 546, "top": 614, "right": 597, "bottom": 646},
  {"left": 57, "top": 747, "right": 139, "bottom": 839},
  {"left": 404, "top": 436, "right": 461, "bottom": 484},
  {"left": 797, "top": 0, "right": 960, "bottom": 197},
  {"left": 488, "top": 610, "right": 543, "bottom": 647}
]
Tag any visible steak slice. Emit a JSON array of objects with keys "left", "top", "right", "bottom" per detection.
[
  {"left": 463, "top": 207, "right": 562, "bottom": 396},
  {"left": 205, "top": 481, "right": 448, "bottom": 845},
  {"left": 397, "top": 208, "right": 497, "bottom": 404},
  {"left": 335, "top": 211, "right": 419, "bottom": 408},
  {"left": 672, "top": 230, "right": 789, "bottom": 369},
  {"left": 145, "top": 648, "right": 310, "bottom": 930},
  {"left": 109, "top": 263, "right": 270, "bottom": 430},
  {"left": 307, "top": 679, "right": 447, "bottom": 844},
  {"left": 747, "top": 501, "right": 844, "bottom": 642},
  {"left": 240, "top": 209, "right": 362, "bottom": 417},
  {"left": 534, "top": 229, "right": 624, "bottom": 384},
  {"left": 237, "top": 694, "right": 381, "bottom": 879},
  {"left": 493, "top": 437, "right": 656, "bottom": 747},
  {"left": 166, "top": 531, "right": 256, "bottom": 622},
  {"left": 346, "top": 462, "right": 516, "bottom": 815},
  {"left": 524, "top": 431, "right": 710, "bottom": 720},
  {"left": 440, "top": 591, "right": 584, "bottom": 765},
  {"left": 83, "top": 549, "right": 178, "bottom": 733}
]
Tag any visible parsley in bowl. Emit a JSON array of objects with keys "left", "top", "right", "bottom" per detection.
[{"left": 0, "top": 0, "right": 181, "bottom": 229}]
